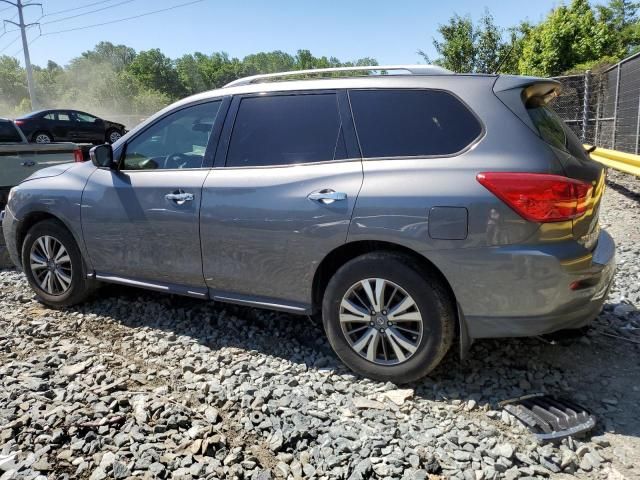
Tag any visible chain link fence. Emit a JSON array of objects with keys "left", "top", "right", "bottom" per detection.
[{"left": 551, "top": 52, "right": 640, "bottom": 154}]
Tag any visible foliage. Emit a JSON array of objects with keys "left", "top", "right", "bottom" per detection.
[
  {"left": 0, "top": 43, "right": 376, "bottom": 119},
  {"left": 419, "top": 11, "right": 525, "bottom": 74},
  {"left": 424, "top": 0, "right": 640, "bottom": 76}
]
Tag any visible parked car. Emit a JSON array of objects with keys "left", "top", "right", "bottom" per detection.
[
  {"left": 15, "top": 109, "right": 127, "bottom": 145},
  {"left": 1, "top": 66, "right": 615, "bottom": 383},
  {"left": 0, "top": 118, "right": 82, "bottom": 209}
]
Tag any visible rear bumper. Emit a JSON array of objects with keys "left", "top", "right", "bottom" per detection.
[
  {"left": 434, "top": 229, "right": 616, "bottom": 339},
  {"left": 1, "top": 206, "right": 21, "bottom": 270}
]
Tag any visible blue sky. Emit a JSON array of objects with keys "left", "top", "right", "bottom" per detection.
[{"left": 8, "top": 0, "right": 568, "bottom": 68}]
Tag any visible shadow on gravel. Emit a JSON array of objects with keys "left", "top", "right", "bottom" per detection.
[
  {"left": 607, "top": 178, "right": 640, "bottom": 202},
  {"left": 61, "top": 280, "right": 640, "bottom": 445}
]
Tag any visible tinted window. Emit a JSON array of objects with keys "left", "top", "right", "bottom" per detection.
[
  {"left": 226, "top": 93, "right": 346, "bottom": 167},
  {"left": 527, "top": 105, "right": 588, "bottom": 159},
  {"left": 349, "top": 89, "right": 482, "bottom": 158},
  {"left": 122, "top": 101, "right": 220, "bottom": 170},
  {"left": 43, "top": 113, "right": 55, "bottom": 120},
  {"left": 58, "top": 112, "right": 71, "bottom": 122},
  {"left": 0, "top": 121, "right": 22, "bottom": 142},
  {"left": 74, "top": 112, "right": 98, "bottom": 123}
]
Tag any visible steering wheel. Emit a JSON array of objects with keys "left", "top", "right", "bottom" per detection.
[{"left": 164, "top": 152, "right": 191, "bottom": 169}]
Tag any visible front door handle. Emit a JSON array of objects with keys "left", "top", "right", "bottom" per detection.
[
  {"left": 307, "top": 189, "right": 348, "bottom": 204},
  {"left": 165, "top": 191, "right": 194, "bottom": 205},
  {"left": 21, "top": 160, "right": 36, "bottom": 167}
]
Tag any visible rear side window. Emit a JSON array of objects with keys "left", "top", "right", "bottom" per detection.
[
  {"left": 226, "top": 93, "right": 347, "bottom": 167},
  {"left": 0, "top": 121, "right": 22, "bottom": 142},
  {"left": 349, "top": 89, "right": 482, "bottom": 158},
  {"left": 527, "top": 105, "right": 588, "bottom": 160},
  {"left": 43, "top": 113, "right": 55, "bottom": 120}
]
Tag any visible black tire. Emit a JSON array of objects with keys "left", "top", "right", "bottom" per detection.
[
  {"left": 32, "top": 131, "right": 53, "bottom": 144},
  {"left": 106, "top": 128, "right": 123, "bottom": 144},
  {"left": 21, "top": 219, "right": 95, "bottom": 307},
  {"left": 322, "top": 252, "right": 455, "bottom": 383}
]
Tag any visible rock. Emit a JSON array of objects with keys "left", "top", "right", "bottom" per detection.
[
  {"left": 60, "top": 360, "right": 90, "bottom": 376},
  {"left": 269, "top": 431, "right": 284, "bottom": 451},
  {"left": 382, "top": 388, "right": 414, "bottom": 405},
  {"left": 492, "top": 443, "right": 514, "bottom": 460},
  {"left": 353, "top": 397, "right": 386, "bottom": 410},
  {"left": 132, "top": 395, "right": 148, "bottom": 424}
]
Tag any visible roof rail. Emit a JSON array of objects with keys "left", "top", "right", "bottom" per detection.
[{"left": 223, "top": 64, "right": 452, "bottom": 88}]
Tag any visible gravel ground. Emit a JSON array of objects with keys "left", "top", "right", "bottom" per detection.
[{"left": 0, "top": 171, "right": 639, "bottom": 480}]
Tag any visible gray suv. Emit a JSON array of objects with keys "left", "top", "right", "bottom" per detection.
[{"left": 2, "top": 66, "right": 615, "bottom": 383}]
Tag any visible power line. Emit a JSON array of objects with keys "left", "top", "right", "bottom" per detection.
[
  {"left": 41, "top": 0, "right": 205, "bottom": 36},
  {"left": 43, "top": 0, "right": 123, "bottom": 17},
  {"left": 0, "top": 34, "right": 19, "bottom": 53},
  {"left": 10, "top": 29, "right": 37, "bottom": 56},
  {"left": 41, "top": 0, "right": 136, "bottom": 25}
]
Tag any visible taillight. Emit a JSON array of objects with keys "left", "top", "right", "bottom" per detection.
[
  {"left": 73, "top": 148, "right": 84, "bottom": 162},
  {"left": 476, "top": 172, "right": 593, "bottom": 223},
  {"left": 14, "top": 120, "right": 24, "bottom": 125}
]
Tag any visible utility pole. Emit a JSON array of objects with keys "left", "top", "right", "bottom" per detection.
[{"left": 1, "top": 0, "right": 41, "bottom": 110}]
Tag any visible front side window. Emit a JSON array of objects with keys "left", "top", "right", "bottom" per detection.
[
  {"left": 0, "top": 121, "right": 22, "bottom": 142},
  {"left": 74, "top": 112, "right": 98, "bottom": 123},
  {"left": 122, "top": 101, "right": 221, "bottom": 170},
  {"left": 226, "top": 93, "right": 346, "bottom": 167},
  {"left": 349, "top": 89, "right": 482, "bottom": 158}
]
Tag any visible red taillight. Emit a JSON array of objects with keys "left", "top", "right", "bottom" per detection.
[
  {"left": 14, "top": 120, "right": 24, "bottom": 125},
  {"left": 476, "top": 172, "right": 593, "bottom": 223},
  {"left": 73, "top": 148, "right": 84, "bottom": 163}
]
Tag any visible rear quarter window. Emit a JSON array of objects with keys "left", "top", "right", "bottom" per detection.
[
  {"left": 527, "top": 105, "right": 589, "bottom": 160},
  {"left": 349, "top": 89, "right": 482, "bottom": 158}
]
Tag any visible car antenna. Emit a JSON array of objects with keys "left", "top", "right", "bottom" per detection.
[{"left": 493, "top": 42, "right": 516, "bottom": 74}]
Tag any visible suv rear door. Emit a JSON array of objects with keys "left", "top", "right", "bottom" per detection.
[{"left": 200, "top": 90, "right": 363, "bottom": 311}]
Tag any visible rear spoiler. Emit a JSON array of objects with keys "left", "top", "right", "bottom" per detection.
[{"left": 493, "top": 76, "right": 562, "bottom": 132}]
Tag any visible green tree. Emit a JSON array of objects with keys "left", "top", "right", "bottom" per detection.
[
  {"left": 127, "top": 49, "right": 185, "bottom": 98},
  {"left": 79, "top": 41, "right": 136, "bottom": 72},
  {"left": 518, "top": 0, "right": 616, "bottom": 76},
  {"left": 419, "top": 11, "right": 517, "bottom": 73},
  {"left": 0, "top": 56, "right": 27, "bottom": 111}
]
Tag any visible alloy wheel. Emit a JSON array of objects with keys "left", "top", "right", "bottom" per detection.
[
  {"left": 339, "top": 278, "right": 423, "bottom": 365},
  {"left": 109, "top": 131, "right": 122, "bottom": 143},
  {"left": 29, "top": 235, "right": 73, "bottom": 295},
  {"left": 35, "top": 134, "right": 51, "bottom": 143}
]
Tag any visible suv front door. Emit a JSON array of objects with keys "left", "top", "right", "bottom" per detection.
[
  {"left": 81, "top": 99, "right": 228, "bottom": 292},
  {"left": 201, "top": 91, "right": 363, "bottom": 310}
]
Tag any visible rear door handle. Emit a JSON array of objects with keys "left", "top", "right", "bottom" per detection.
[
  {"left": 307, "top": 189, "right": 347, "bottom": 204},
  {"left": 21, "top": 160, "right": 36, "bottom": 167},
  {"left": 165, "top": 191, "right": 194, "bottom": 205}
]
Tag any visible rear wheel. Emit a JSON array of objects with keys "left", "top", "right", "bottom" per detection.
[
  {"left": 322, "top": 252, "right": 455, "bottom": 383},
  {"left": 21, "top": 219, "right": 94, "bottom": 307},
  {"left": 33, "top": 132, "right": 53, "bottom": 144}
]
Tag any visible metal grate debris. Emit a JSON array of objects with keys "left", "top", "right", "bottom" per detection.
[{"left": 499, "top": 393, "right": 596, "bottom": 442}]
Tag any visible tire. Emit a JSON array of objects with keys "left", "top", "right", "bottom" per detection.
[
  {"left": 33, "top": 132, "right": 53, "bottom": 144},
  {"left": 106, "top": 129, "right": 122, "bottom": 144},
  {"left": 322, "top": 252, "right": 455, "bottom": 383},
  {"left": 21, "top": 219, "right": 94, "bottom": 307}
]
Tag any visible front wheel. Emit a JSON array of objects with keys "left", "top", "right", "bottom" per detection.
[
  {"left": 21, "top": 219, "right": 94, "bottom": 307},
  {"left": 322, "top": 252, "right": 455, "bottom": 383},
  {"left": 106, "top": 129, "right": 122, "bottom": 144}
]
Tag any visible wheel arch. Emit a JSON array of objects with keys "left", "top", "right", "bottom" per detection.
[
  {"left": 16, "top": 211, "right": 75, "bottom": 265},
  {"left": 312, "top": 240, "right": 470, "bottom": 358}
]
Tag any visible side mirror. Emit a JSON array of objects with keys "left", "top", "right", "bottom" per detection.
[{"left": 90, "top": 143, "right": 115, "bottom": 169}]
